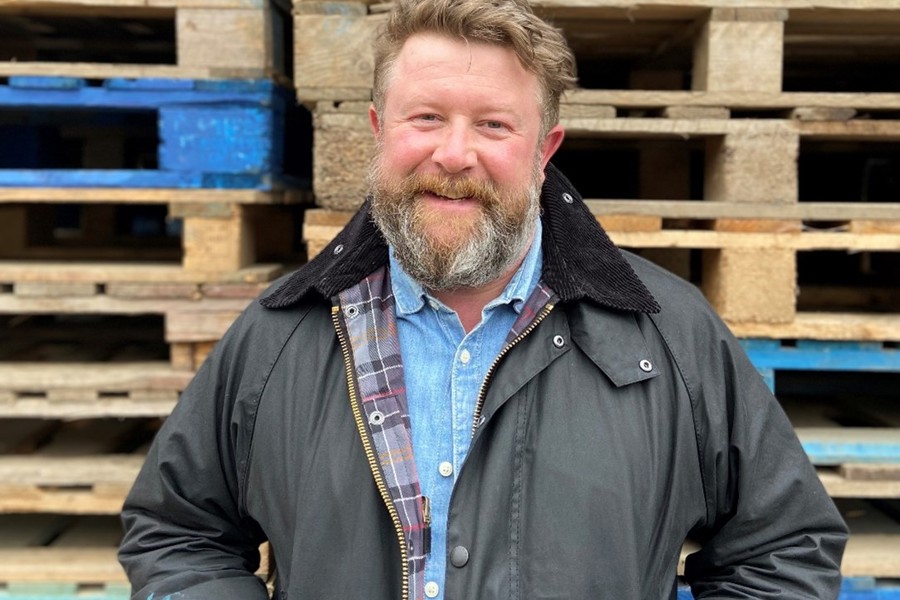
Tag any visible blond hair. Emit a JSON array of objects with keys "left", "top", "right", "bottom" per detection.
[{"left": 373, "top": 0, "right": 576, "bottom": 136}]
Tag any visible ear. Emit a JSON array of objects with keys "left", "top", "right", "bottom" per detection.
[
  {"left": 539, "top": 124, "right": 565, "bottom": 172},
  {"left": 369, "top": 104, "right": 381, "bottom": 138}
]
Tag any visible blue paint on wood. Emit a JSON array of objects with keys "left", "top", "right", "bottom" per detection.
[
  {"left": 158, "top": 106, "right": 277, "bottom": 174},
  {"left": 105, "top": 78, "right": 197, "bottom": 91},
  {"left": 0, "top": 78, "right": 301, "bottom": 189},
  {"left": 741, "top": 339, "right": 900, "bottom": 373},
  {"left": 801, "top": 438, "right": 900, "bottom": 465},
  {"left": 9, "top": 76, "right": 86, "bottom": 90},
  {"left": 0, "top": 170, "right": 268, "bottom": 189},
  {"left": 676, "top": 578, "right": 900, "bottom": 599},
  {"left": 0, "top": 79, "right": 281, "bottom": 110}
]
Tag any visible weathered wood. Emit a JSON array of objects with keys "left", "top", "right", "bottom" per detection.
[
  {"left": 166, "top": 309, "right": 243, "bottom": 342},
  {"left": 661, "top": 106, "right": 730, "bottom": 119},
  {"left": 819, "top": 468, "right": 900, "bottom": 498},
  {"left": 565, "top": 90, "right": 900, "bottom": 111},
  {"left": 0, "top": 456, "right": 142, "bottom": 514},
  {"left": 0, "top": 262, "right": 283, "bottom": 283},
  {"left": 0, "top": 188, "right": 291, "bottom": 205},
  {"left": 178, "top": 7, "right": 273, "bottom": 73},
  {"left": 13, "top": 282, "right": 100, "bottom": 298},
  {"left": 582, "top": 200, "right": 900, "bottom": 221},
  {"left": 294, "top": 6, "right": 385, "bottom": 102},
  {"left": 841, "top": 463, "right": 900, "bottom": 481},
  {"left": 702, "top": 248, "right": 796, "bottom": 324},
  {"left": 729, "top": 313, "right": 900, "bottom": 341}
]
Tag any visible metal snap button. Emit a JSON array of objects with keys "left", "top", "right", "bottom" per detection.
[
  {"left": 639, "top": 359, "right": 653, "bottom": 372},
  {"left": 552, "top": 335, "right": 565, "bottom": 348},
  {"left": 562, "top": 192, "right": 574, "bottom": 204},
  {"left": 369, "top": 410, "right": 385, "bottom": 426},
  {"left": 344, "top": 305, "right": 359, "bottom": 319},
  {"left": 450, "top": 545, "right": 469, "bottom": 567},
  {"left": 333, "top": 244, "right": 344, "bottom": 255}
]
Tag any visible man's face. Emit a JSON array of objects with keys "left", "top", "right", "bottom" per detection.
[{"left": 368, "top": 32, "right": 564, "bottom": 291}]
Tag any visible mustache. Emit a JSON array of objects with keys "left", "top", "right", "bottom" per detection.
[{"left": 394, "top": 173, "right": 502, "bottom": 205}]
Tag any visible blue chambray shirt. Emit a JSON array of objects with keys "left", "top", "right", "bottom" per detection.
[{"left": 390, "top": 219, "right": 543, "bottom": 600}]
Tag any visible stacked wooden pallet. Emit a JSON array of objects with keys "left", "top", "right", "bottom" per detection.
[
  {"left": 0, "top": 0, "right": 301, "bottom": 594},
  {"left": 293, "top": 0, "right": 900, "bottom": 595}
]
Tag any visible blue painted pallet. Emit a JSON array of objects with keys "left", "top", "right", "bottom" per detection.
[
  {"left": 740, "top": 339, "right": 900, "bottom": 392},
  {"left": 0, "top": 77, "right": 301, "bottom": 190},
  {"left": 678, "top": 578, "right": 900, "bottom": 599}
]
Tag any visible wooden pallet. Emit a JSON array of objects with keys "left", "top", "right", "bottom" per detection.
[
  {"left": 0, "top": 417, "right": 154, "bottom": 515},
  {"left": 301, "top": 206, "right": 900, "bottom": 333},
  {"left": 0, "top": 187, "right": 306, "bottom": 277},
  {"left": 0, "top": 77, "right": 308, "bottom": 190},
  {"left": 0, "top": 0, "right": 292, "bottom": 81},
  {"left": 0, "top": 279, "right": 263, "bottom": 372},
  {"left": 294, "top": 0, "right": 900, "bottom": 102}
]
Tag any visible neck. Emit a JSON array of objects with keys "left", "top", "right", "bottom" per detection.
[{"left": 430, "top": 252, "right": 526, "bottom": 334}]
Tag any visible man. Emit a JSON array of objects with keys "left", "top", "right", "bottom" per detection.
[{"left": 118, "top": 0, "right": 848, "bottom": 598}]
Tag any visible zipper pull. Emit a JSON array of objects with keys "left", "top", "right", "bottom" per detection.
[{"left": 422, "top": 496, "right": 432, "bottom": 556}]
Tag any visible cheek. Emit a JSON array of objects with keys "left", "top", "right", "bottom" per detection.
[{"left": 381, "top": 131, "right": 435, "bottom": 171}]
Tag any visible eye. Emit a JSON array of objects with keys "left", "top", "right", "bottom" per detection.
[{"left": 485, "top": 120, "right": 504, "bottom": 129}]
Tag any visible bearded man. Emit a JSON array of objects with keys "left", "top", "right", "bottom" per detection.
[{"left": 119, "top": 0, "right": 848, "bottom": 598}]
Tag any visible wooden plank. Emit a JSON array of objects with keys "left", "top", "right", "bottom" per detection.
[
  {"left": 841, "top": 463, "right": 900, "bottom": 481},
  {"left": 0, "top": 62, "right": 252, "bottom": 81},
  {"left": 702, "top": 247, "right": 796, "bottom": 323},
  {"left": 166, "top": 309, "right": 242, "bottom": 341},
  {"left": 797, "top": 428, "right": 900, "bottom": 465},
  {"left": 819, "top": 468, "right": 900, "bottom": 498},
  {"left": 14, "top": 282, "right": 99, "bottom": 298},
  {"left": 728, "top": 313, "right": 900, "bottom": 342},
  {"left": 564, "top": 90, "right": 900, "bottom": 111},
  {"left": 0, "top": 188, "right": 288, "bottom": 204},
  {"left": 0, "top": 362, "right": 192, "bottom": 391},
  {"left": 0, "top": 293, "right": 252, "bottom": 317},
  {"left": 178, "top": 7, "right": 272, "bottom": 72},
  {"left": 0, "top": 262, "right": 283, "bottom": 283},
  {"left": 0, "top": 547, "right": 127, "bottom": 583},
  {"left": 582, "top": 200, "right": 900, "bottom": 221},
  {"left": 0, "top": 456, "right": 142, "bottom": 514},
  {"left": 293, "top": 6, "right": 383, "bottom": 101},
  {"left": 608, "top": 230, "right": 900, "bottom": 250}
]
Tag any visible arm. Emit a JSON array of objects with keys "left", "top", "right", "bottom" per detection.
[
  {"left": 118, "top": 312, "right": 270, "bottom": 599},
  {"left": 683, "top": 332, "right": 848, "bottom": 598}
]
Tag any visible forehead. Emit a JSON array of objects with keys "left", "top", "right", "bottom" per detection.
[{"left": 387, "top": 32, "right": 540, "bottom": 101}]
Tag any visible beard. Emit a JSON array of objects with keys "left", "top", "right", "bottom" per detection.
[{"left": 369, "top": 157, "right": 543, "bottom": 291}]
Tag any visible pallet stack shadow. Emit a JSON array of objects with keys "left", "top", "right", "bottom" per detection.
[
  {"left": 295, "top": 0, "right": 900, "bottom": 597},
  {"left": 0, "top": 0, "right": 304, "bottom": 596}
]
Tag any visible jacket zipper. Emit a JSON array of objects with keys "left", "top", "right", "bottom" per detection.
[
  {"left": 332, "top": 305, "right": 410, "bottom": 600},
  {"left": 471, "top": 302, "right": 555, "bottom": 437}
]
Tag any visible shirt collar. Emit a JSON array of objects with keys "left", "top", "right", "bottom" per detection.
[{"left": 391, "top": 218, "right": 543, "bottom": 317}]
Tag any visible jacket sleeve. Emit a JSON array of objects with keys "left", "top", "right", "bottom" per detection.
[
  {"left": 680, "top": 313, "right": 849, "bottom": 598},
  {"left": 118, "top": 309, "right": 270, "bottom": 600}
]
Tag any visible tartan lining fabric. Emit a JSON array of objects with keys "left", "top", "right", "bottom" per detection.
[{"left": 338, "top": 267, "right": 558, "bottom": 600}]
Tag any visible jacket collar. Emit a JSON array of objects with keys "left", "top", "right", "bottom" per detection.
[{"left": 260, "top": 163, "right": 660, "bottom": 314}]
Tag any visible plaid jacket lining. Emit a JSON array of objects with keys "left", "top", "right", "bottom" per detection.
[{"left": 339, "top": 266, "right": 557, "bottom": 599}]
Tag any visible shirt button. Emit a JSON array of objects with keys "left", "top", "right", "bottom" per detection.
[
  {"left": 459, "top": 349, "right": 471, "bottom": 364},
  {"left": 450, "top": 545, "right": 470, "bottom": 567},
  {"left": 425, "top": 581, "right": 440, "bottom": 598},
  {"left": 439, "top": 461, "right": 453, "bottom": 477}
]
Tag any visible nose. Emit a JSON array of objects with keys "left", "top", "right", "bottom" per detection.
[{"left": 431, "top": 122, "right": 476, "bottom": 174}]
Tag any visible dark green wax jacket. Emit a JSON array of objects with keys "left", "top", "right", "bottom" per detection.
[{"left": 119, "top": 165, "right": 847, "bottom": 600}]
